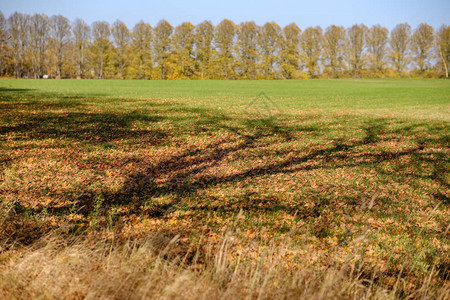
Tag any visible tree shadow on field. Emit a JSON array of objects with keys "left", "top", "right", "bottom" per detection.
[
  {"left": 0, "top": 112, "right": 166, "bottom": 144},
  {"left": 101, "top": 120, "right": 430, "bottom": 220},
  {"left": 0, "top": 88, "right": 167, "bottom": 145},
  {"left": 0, "top": 87, "right": 35, "bottom": 93},
  {"left": 0, "top": 88, "right": 175, "bottom": 245},
  {"left": 50, "top": 111, "right": 445, "bottom": 223},
  {"left": 1, "top": 87, "right": 449, "bottom": 245},
  {"left": 0, "top": 86, "right": 107, "bottom": 97}
]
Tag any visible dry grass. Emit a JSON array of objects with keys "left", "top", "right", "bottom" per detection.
[{"left": 1, "top": 229, "right": 449, "bottom": 300}]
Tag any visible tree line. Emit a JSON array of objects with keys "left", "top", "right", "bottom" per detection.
[{"left": 0, "top": 11, "right": 449, "bottom": 80}]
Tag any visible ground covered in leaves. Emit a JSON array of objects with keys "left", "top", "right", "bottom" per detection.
[{"left": 0, "top": 79, "right": 449, "bottom": 299}]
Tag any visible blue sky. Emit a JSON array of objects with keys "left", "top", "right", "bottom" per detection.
[{"left": 1, "top": 0, "right": 449, "bottom": 30}]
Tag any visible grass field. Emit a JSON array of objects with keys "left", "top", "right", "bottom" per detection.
[{"left": 0, "top": 79, "right": 449, "bottom": 299}]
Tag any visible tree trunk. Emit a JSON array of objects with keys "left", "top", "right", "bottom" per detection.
[
  {"left": 100, "top": 51, "right": 104, "bottom": 79},
  {"left": 439, "top": 46, "right": 449, "bottom": 78}
]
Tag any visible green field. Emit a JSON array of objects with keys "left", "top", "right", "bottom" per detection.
[{"left": 0, "top": 79, "right": 449, "bottom": 299}]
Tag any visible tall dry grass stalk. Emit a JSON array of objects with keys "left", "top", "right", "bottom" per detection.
[{"left": 0, "top": 230, "right": 448, "bottom": 300}]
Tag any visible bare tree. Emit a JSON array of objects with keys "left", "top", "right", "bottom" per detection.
[
  {"left": 30, "top": 13, "right": 50, "bottom": 78},
  {"left": 0, "top": 11, "right": 7, "bottom": 75},
  {"left": 389, "top": 23, "right": 411, "bottom": 75},
  {"left": 73, "top": 19, "right": 90, "bottom": 79},
  {"left": 323, "top": 25, "right": 346, "bottom": 78},
  {"left": 236, "top": 21, "right": 259, "bottom": 79},
  {"left": 0, "top": 11, "right": 5, "bottom": 40},
  {"left": 411, "top": 23, "right": 434, "bottom": 74},
  {"left": 112, "top": 20, "right": 130, "bottom": 78},
  {"left": 258, "top": 22, "right": 282, "bottom": 79},
  {"left": 50, "top": 15, "right": 71, "bottom": 78},
  {"left": 367, "top": 25, "right": 389, "bottom": 76},
  {"left": 301, "top": 26, "right": 323, "bottom": 78},
  {"left": 280, "top": 23, "right": 301, "bottom": 79},
  {"left": 173, "top": 22, "right": 195, "bottom": 78},
  {"left": 194, "top": 21, "right": 214, "bottom": 79},
  {"left": 215, "top": 19, "right": 236, "bottom": 79},
  {"left": 91, "top": 21, "right": 111, "bottom": 79},
  {"left": 346, "top": 24, "right": 367, "bottom": 78},
  {"left": 130, "top": 21, "right": 152, "bottom": 79},
  {"left": 154, "top": 20, "right": 173, "bottom": 80},
  {"left": 436, "top": 25, "right": 449, "bottom": 78},
  {"left": 8, "top": 12, "right": 29, "bottom": 78}
]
